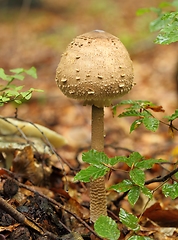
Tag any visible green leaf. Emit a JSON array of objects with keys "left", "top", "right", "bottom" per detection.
[
  {"left": 10, "top": 74, "right": 24, "bottom": 80},
  {"left": 74, "top": 165, "right": 109, "bottom": 182},
  {"left": 25, "top": 67, "right": 37, "bottom": 78},
  {"left": 128, "top": 152, "right": 143, "bottom": 166},
  {"left": 128, "top": 236, "right": 152, "bottom": 240},
  {"left": 111, "top": 152, "right": 143, "bottom": 168},
  {"left": 135, "top": 159, "right": 166, "bottom": 169},
  {"left": 94, "top": 215, "right": 120, "bottom": 240},
  {"left": 162, "top": 182, "right": 178, "bottom": 199},
  {"left": 109, "top": 180, "right": 133, "bottom": 193},
  {"left": 118, "top": 110, "right": 141, "bottom": 118},
  {"left": 130, "top": 168, "right": 145, "bottom": 187},
  {"left": 14, "top": 99, "right": 22, "bottom": 104},
  {"left": 136, "top": 7, "right": 161, "bottom": 16},
  {"left": 130, "top": 119, "right": 143, "bottom": 133},
  {"left": 142, "top": 117, "right": 159, "bottom": 132},
  {"left": 141, "top": 186, "right": 153, "bottom": 199},
  {"left": 109, "top": 156, "right": 128, "bottom": 166},
  {"left": 164, "top": 109, "right": 178, "bottom": 121},
  {"left": 128, "top": 186, "right": 140, "bottom": 206},
  {"left": 0, "top": 68, "right": 11, "bottom": 81},
  {"left": 10, "top": 68, "right": 24, "bottom": 74},
  {"left": 150, "top": 11, "right": 178, "bottom": 44},
  {"left": 119, "top": 208, "right": 140, "bottom": 231},
  {"left": 82, "top": 149, "right": 109, "bottom": 167}
]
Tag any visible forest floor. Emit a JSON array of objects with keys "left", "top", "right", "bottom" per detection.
[{"left": 0, "top": 0, "right": 178, "bottom": 239}]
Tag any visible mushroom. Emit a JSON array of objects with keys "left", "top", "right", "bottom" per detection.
[
  {"left": 55, "top": 30, "right": 134, "bottom": 222},
  {"left": 0, "top": 117, "right": 67, "bottom": 148},
  {"left": 0, "top": 117, "right": 67, "bottom": 169}
]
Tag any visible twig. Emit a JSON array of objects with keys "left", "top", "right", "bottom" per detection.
[
  {"left": 2, "top": 176, "right": 102, "bottom": 239},
  {"left": 112, "top": 165, "right": 178, "bottom": 203},
  {"left": 145, "top": 166, "right": 178, "bottom": 185},
  {"left": 0, "top": 197, "right": 60, "bottom": 239}
]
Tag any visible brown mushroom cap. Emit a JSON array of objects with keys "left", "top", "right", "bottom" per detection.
[{"left": 56, "top": 30, "right": 134, "bottom": 107}]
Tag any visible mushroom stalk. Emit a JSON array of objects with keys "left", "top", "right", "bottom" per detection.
[{"left": 90, "top": 105, "right": 107, "bottom": 222}]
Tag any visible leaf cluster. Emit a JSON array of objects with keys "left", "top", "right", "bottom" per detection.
[
  {"left": 112, "top": 100, "right": 178, "bottom": 133},
  {"left": 0, "top": 67, "right": 42, "bottom": 106},
  {"left": 94, "top": 210, "right": 151, "bottom": 240},
  {"left": 74, "top": 150, "right": 166, "bottom": 205},
  {"left": 137, "top": 0, "right": 178, "bottom": 44}
]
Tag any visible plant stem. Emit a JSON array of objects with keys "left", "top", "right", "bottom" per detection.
[{"left": 90, "top": 105, "right": 107, "bottom": 222}]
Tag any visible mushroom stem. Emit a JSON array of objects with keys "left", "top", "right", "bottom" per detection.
[{"left": 90, "top": 105, "right": 107, "bottom": 222}]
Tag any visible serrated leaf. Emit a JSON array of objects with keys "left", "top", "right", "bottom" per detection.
[
  {"left": 128, "top": 236, "right": 152, "bottom": 240},
  {"left": 141, "top": 186, "right": 153, "bottom": 199},
  {"left": 118, "top": 99, "right": 137, "bottom": 105},
  {"left": 162, "top": 182, "right": 178, "bottom": 199},
  {"left": 94, "top": 215, "right": 120, "bottom": 240},
  {"left": 130, "top": 168, "right": 145, "bottom": 187},
  {"left": 128, "top": 186, "right": 140, "bottom": 206},
  {"left": 74, "top": 165, "right": 109, "bottom": 182},
  {"left": 130, "top": 119, "right": 143, "bottom": 133},
  {"left": 25, "top": 67, "right": 37, "bottom": 78},
  {"left": 118, "top": 110, "right": 141, "bottom": 118},
  {"left": 119, "top": 208, "right": 140, "bottom": 231},
  {"left": 82, "top": 149, "right": 109, "bottom": 167},
  {"left": 109, "top": 180, "right": 133, "bottom": 193},
  {"left": 143, "top": 117, "right": 159, "bottom": 132},
  {"left": 135, "top": 159, "right": 166, "bottom": 169}
]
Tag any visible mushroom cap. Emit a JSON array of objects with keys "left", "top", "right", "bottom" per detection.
[{"left": 56, "top": 30, "right": 134, "bottom": 107}]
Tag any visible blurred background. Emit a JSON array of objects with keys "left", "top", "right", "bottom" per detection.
[{"left": 0, "top": 0, "right": 177, "bottom": 157}]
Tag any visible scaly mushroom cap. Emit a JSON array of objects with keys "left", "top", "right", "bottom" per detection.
[{"left": 56, "top": 30, "right": 134, "bottom": 107}]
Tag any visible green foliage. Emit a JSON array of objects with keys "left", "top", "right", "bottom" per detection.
[
  {"left": 162, "top": 182, "right": 178, "bottom": 199},
  {"left": 136, "top": 0, "right": 178, "bottom": 44},
  {"left": 94, "top": 215, "right": 120, "bottom": 240},
  {"left": 0, "top": 67, "right": 42, "bottom": 106},
  {"left": 94, "top": 213, "right": 152, "bottom": 240},
  {"left": 164, "top": 109, "right": 178, "bottom": 121},
  {"left": 119, "top": 208, "right": 140, "bottom": 231},
  {"left": 113, "top": 100, "right": 178, "bottom": 134},
  {"left": 75, "top": 149, "right": 165, "bottom": 206}
]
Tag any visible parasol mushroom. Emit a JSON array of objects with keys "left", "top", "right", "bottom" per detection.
[
  {"left": 0, "top": 117, "right": 67, "bottom": 169},
  {"left": 55, "top": 30, "right": 134, "bottom": 222}
]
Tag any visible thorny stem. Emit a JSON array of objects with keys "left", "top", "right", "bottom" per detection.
[{"left": 90, "top": 105, "right": 107, "bottom": 222}]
